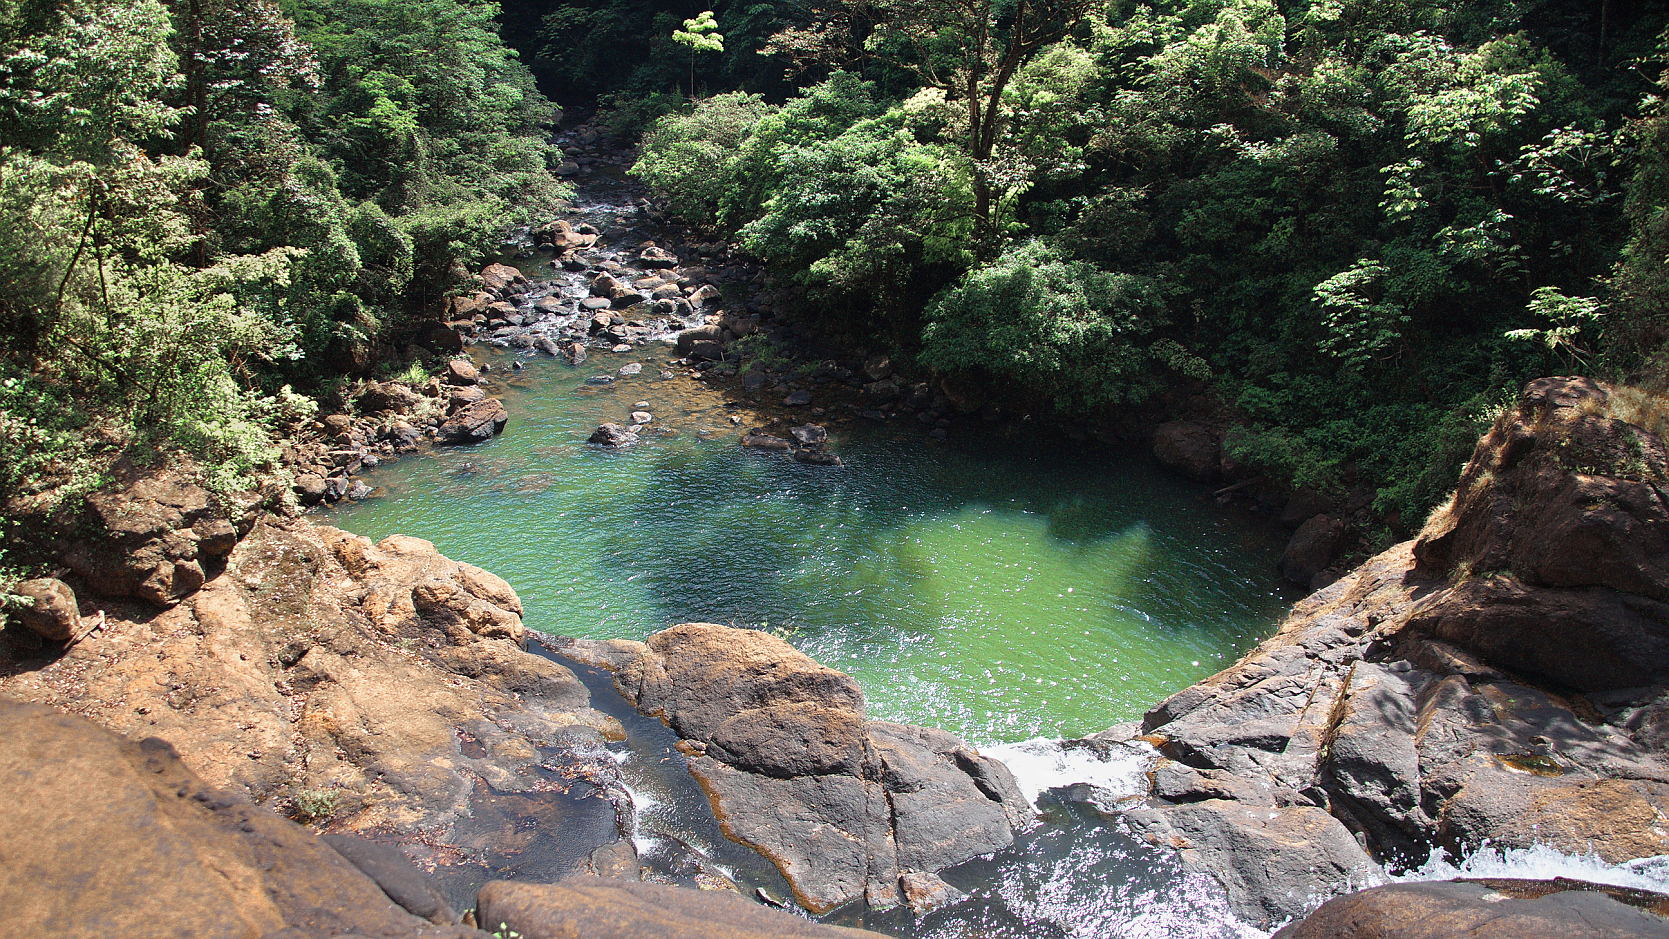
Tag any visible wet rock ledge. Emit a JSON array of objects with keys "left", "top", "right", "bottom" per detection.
[
  {"left": 1116, "top": 377, "right": 1669, "bottom": 927},
  {"left": 563, "top": 624, "right": 1032, "bottom": 915}
]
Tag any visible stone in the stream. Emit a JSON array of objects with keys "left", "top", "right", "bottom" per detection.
[
  {"left": 676, "top": 323, "right": 724, "bottom": 353},
  {"left": 580, "top": 624, "right": 1031, "bottom": 914},
  {"left": 478, "top": 262, "right": 528, "bottom": 297},
  {"left": 740, "top": 430, "right": 791, "bottom": 451},
  {"left": 581, "top": 296, "right": 612, "bottom": 312},
  {"left": 791, "top": 448, "right": 842, "bottom": 467},
  {"left": 447, "top": 385, "right": 486, "bottom": 413},
  {"left": 436, "top": 398, "right": 508, "bottom": 446},
  {"left": 630, "top": 411, "right": 653, "bottom": 425},
  {"left": 534, "top": 296, "right": 564, "bottom": 315},
  {"left": 783, "top": 390, "right": 813, "bottom": 407},
  {"left": 588, "top": 423, "right": 639, "bottom": 448},
  {"left": 533, "top": 337, "right": 561, "bottom": 357},
  {"left": 687, "top": 340, "right": 725, "bottom": 361},
  {"left": 562, "top": 342, "right": 587, "bottom": 366},
  {"left": 639, "top": 246, "right": 679, "bottom": 269},
  {"left": 585, "top": 375, "right": 614, "bottom": 385},
  {"left": 689, "top": 284, "right": 722, "bottom": 307},
  {"left": 789, "top": 424, "right": 828, "bottom": 447},
  {"left": 862, "top": 355, "right": 894, "bottom": 382},
  {"left": 618, "top": 363, "right": 642, "bottom": 376},
  {"left": 611, "top": 343, "right": 633, "bottom": 354}
]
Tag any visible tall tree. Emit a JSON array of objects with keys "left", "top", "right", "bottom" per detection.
[{"left": 768, "top": 0, "right": 1097, "bottom": 238}]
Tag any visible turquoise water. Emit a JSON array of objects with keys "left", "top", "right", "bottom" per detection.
[{"left": 328, "top": 345, "right": 1295, "bottom": 744}]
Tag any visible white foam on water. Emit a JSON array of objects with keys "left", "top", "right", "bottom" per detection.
[
  {"left": 985, "top": 736, "right": 1157, "bottom": 808},
  {"left": 1393, "top": 842, "right": 1669, "bottom": 893}
]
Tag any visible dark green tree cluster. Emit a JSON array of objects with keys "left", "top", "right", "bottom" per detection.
[
  {"left": 0, "top": 0, "right": 562, "bottom": 510},
  {"left": 628, "top": 0, "right": 1668, "bottom": 531}
]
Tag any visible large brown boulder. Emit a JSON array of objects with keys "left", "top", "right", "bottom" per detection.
[
  {"left": 8, "top": 578, "right": 79, "bottom": 641},
  {"left": 1409, "top": 377, "right": 1669, "bottom": 687},
  {"left": 579, "top": 624, "right": 1029, "bottom": 915},
  {"left": 1274, "top": 879, "right": 1669, "bottom": 938},
  {"left": 61, "top": 469, "right": 245, "bottom": 607},
  {"left": 437, "top": 398, "right": 508, "bottom": 445},
  {"left": 0, "top": 699, "right": 478, "bottom": 938},
  {"left": 474, "top": 879, "right": 885, "bottom": 939}
]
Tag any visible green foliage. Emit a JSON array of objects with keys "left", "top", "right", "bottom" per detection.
[
  {"left": 0, "top": 0, "right": 564, "bottom": 532},
  {"left": 921, "top": 241, "right": 1165, "bottom": 406},
  {"left": 615, "top": 2, "right": 1667, "bottom": 530},
  {"left": 632, "top": 93, "right": 777, "bottom": 220}
]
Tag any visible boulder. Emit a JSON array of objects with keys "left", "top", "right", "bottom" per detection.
[
  {"left": 479, "top": 262, "right": 528, "bottom": 297},
  {"left": 590, "top": 624, "right": 1029, "bottom": 914},
  {"left": 790, "top": 425, "right": 828, "bottom": 447},
  {"left": 1275, "top": 879, "right": 1669, "bottom": 938},
  {"left": 588, "top": 423, "right": 639, "bottom": 448},
  {"left": 688, "top": 284, "right": 722, "bottom": 307},
  {"left": 1152, "top": 421, "right": 1221, "bottom": 482},
  {"left": 8, "top": 578, "right": 79, "bottom": 641},
  {"left": 474, "top": 879, "right": 884, "bottom": 939},
  {"left": 862, "top": 355, "right": 894, "bottom": 382},
  {"left": 638, "top": 246, "right": 679, "bottom": 269},
  {"left": 62, "top": 470, "right": 246, "bottom": 607},
  {"left": 444, "top": 359, "right": 480, "bottom": 386},
  {"left": 687, "top": 340, "right": 726, "bottom": 361},
  {"left": 358, "top": 381, "right": 422, "bottom": 414},
  {"left": 1123, "top": 799, "right": 1379, "bottom": 926},
  {"left": 676, "top": 324, "right": 724, "bottom": 354},
  {"left": 437, "top": 398, "right": 508, "bottom": 446},
  {"left": 783, "top": 390, "right": 812, "bottom": 407},
  {"left": 0, "top": 701, "right": 473, "bottom": 938},
  {"left": 741, "top": 431, "right": 792, "bottom": 451},
  {"left": 448, "top": 384, "right": 487, "bottom": 413},
  {"left": 1279, "top": 514, "right": 1346, "bottom": 586}
]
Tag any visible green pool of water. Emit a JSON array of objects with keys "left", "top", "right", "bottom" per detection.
[{"left": 328, "top": 347, "right": 1296, "bottom": 744}]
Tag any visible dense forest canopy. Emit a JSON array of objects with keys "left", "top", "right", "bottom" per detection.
[
  {"left": 2, "top": 0, "right": 1668, "bottom": 588},
  {"left": 0, "top": 0, "right": 563, "bottom": 529},
  {"left": 520, "top": 0, "right": 1669, "bottom": 534}
]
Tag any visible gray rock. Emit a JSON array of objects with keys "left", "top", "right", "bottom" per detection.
[
  {"left": 436, "top": 398, "right": 508, "bottom": 446},
  {"left": 1123, "top": 799, "right": 1379, "bottom": 927},
  {"left": 588, "top": 423, "right": 639, "bottom": 448}
]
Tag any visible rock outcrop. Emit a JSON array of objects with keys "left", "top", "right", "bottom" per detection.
[
  {"left": 1276, "top": 879, "right": 1669, "bottom": 937},
  {"left": 1124, "top": 378, "right": 1669, "bottom": 927},
  {"left": 0, "top": 699, "right": 482, "bottom": 938},
  {"left": 61, "top": 468, "right": 246, "bottom": 607},
  {"left": 2, "top": 516, "right": 628, "bottom": 895},
  {"left": 566, "top": 624, "right": 1031, "bottom": 915},
  {"left": 474, "top": 880, "right": 885, "bottom": 939}
]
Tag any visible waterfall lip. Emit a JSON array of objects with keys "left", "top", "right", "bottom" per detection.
[
  {"left": 984, "top": 736, "right": 1159, "bottom": 810},
  {"left": 1388, "top": 842, "right": 1669, "bottom": 894}
]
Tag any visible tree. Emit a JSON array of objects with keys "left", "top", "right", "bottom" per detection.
[
  {"left": 767, "top": 0, "right": 1097, "bottom": 239},
  {"left": 672, "top": 10, "right": 724, "bottom": 98}
]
